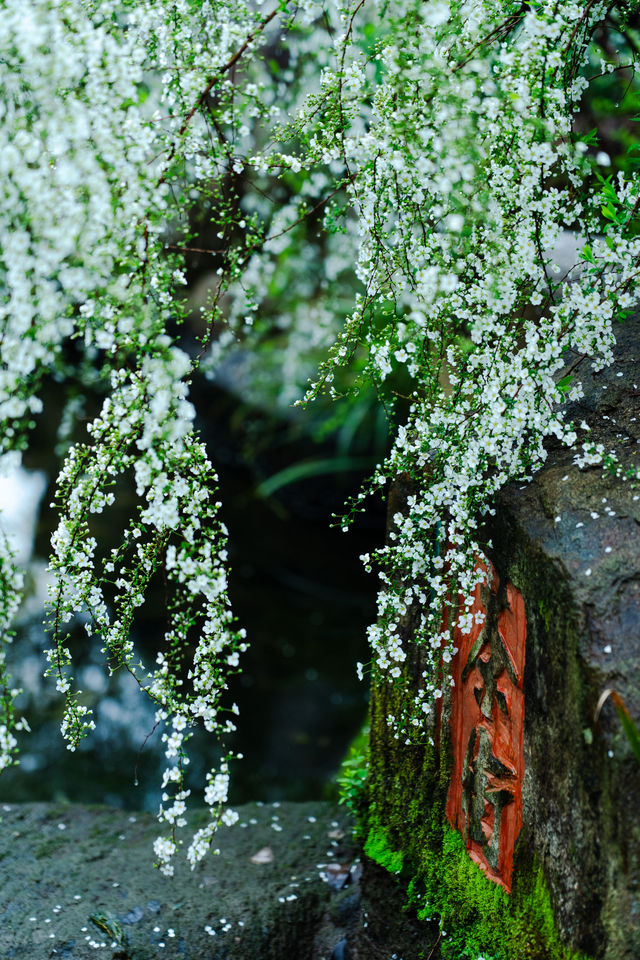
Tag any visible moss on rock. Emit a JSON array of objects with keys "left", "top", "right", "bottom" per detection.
[
  {"left": 359, "top": 661, "right": 593, "bottom": 960},
  {"left": 361, "top": 814, "right": 590, "bottom": 960},
  {"left": 355, "top": 320, "right": 640, "bottom": 960}
]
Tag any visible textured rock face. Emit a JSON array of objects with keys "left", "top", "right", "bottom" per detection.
[
  {"left": 0, "top": 801, "right": 359, "bottom": 960},
  {"left": 490, "top": 316, "right": 640, "bottom": 959},
  {"left": 361, "top": 317, "right": 640, "bottom": 960}
]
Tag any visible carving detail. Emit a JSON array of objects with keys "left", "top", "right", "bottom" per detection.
[{"left": 445, "top": 562, "right": 526, "bottom": 892}]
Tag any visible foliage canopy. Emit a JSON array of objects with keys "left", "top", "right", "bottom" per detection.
[{"left": 1, "top": 0, "right": 639, "bottom": 872}]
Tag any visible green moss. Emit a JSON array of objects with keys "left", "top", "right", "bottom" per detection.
[
  {"left": 362, "top": 661, "right": 593, "bottom": 960},
  {"left": 362, "top": 818, "right": 591, "bottom": 960},
  {"left": 538, "top": 598, "right": 552, "bottom": 631},
  {"left": 363, "top": 823, "right": 404, "bottom": 875},
  {"left": 34, "top": 836, "right": 67, "bottom": 859}
]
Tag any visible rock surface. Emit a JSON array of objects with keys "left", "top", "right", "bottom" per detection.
[
  {"left": 360, "top": 316, "right": 640, "bottom": 960},
  {"left": 0, "top": 800, "right": 361, "bottom": 960},
  {"left": 490, "top": 316, "right": 640, "bottom": 958}
]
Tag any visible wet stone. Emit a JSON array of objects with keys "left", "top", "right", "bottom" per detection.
[
  {"left": 0, "top": 801, "right": 359, "bottom": 960},
  {"left": 121, "top": 907, "right": 144, "bottom": 925}
]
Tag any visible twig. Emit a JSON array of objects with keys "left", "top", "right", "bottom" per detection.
[
  {"left": 426, "top": 928, "right": 442, "bottom": 960},
  {"left": 157, "top": 5, "right": 281, "bottom": 184},
  {"left": 134, "top": 716, "right": 163, "bottom": 786}
]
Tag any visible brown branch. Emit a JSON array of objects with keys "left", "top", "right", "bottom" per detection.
[
  {"left": 178, "top": 5, "right": 280, "bottom": 137},
  {"left": 167, "top": 174, "right": 356, "bottom": 261},
  {"left": 157, "top": 5, "right": 281, "bottom": 184}
]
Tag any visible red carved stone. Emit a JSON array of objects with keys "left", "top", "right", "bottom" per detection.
[{"left": 445, "top": 561, "right": 526, "bottom": 892}]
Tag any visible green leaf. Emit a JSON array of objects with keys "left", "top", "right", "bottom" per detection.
[
  {"left": 256, "top": 456, "right": 375, "bottom": 498},
  {"left": 557, "top": 374, "right": 573, "bottom": 393},
  {"left": 612, "top": 693, "right": 640, "bottom": 765},
  {"left": 595, "top": 689, "right": 640, "bottom": 764},
  {"left": 337, "top": 401, "right": 375, "bottom": 456}
]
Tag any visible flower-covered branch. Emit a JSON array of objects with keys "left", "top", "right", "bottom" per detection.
[{"left": 1, "top": 0, "right": 638, "bottom": 870}]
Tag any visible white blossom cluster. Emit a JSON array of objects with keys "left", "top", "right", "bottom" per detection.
[
  {"left": 1, "top": 0, "right": 638, "bottom": 871},
  {"left": 0, "top": 0, "right": 279, "bottom": 872},
  {"left": 46, "top": 367, "right": 247, "bottom": 872},
  {"left": 0, "top": 514, "right": 26, "bottom": 770},
  {"left": 297, "top": 0, "right": 640, "bottom": 736}
]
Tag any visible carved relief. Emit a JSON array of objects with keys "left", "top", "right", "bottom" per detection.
[{"left": 445, "top": 562, "right": 526, "bottom": 892}]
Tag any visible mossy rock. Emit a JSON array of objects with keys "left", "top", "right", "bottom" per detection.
[{"left": 358, "top": 317, "right": 640, "bottom": 960}]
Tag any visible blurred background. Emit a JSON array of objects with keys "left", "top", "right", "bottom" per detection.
[
  {"left": 0, "top": 361, "right": 387, "bottom": 812},
  {"left": 2, "top": 7, "right": 638, "bottom": 815}
]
